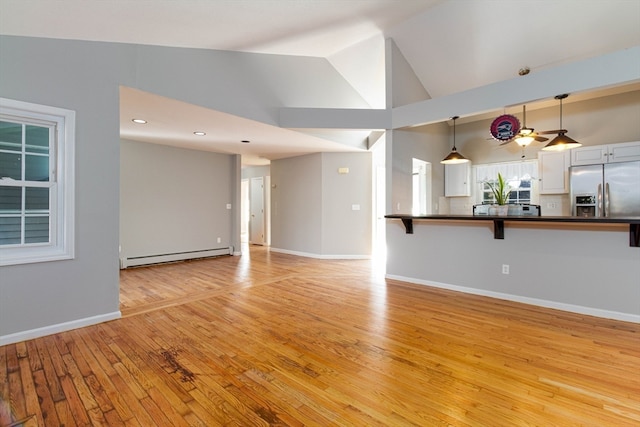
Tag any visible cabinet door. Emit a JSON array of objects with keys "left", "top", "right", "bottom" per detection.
[
  {"left": 538, "top": 151, "right": 570, "bottom": 194},
  {"left": 444, "top": 163, "right": 470, "bottom": 197},
  {"left": 608, "top": 141, "right": 640, "bottom": 163},
  {"left": 571, "top": 145, "right": 607, "bottom": 166}
]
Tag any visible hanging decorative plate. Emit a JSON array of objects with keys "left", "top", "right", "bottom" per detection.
[{"left": 490, "top": 114, "right": 520, "bottom": 142}]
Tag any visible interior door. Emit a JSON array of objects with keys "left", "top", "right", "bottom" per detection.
[
  {"left": 241, "top": 179, "right": 249, "bottom": 243},
  {"left": 249, "top": 177, "right": 265, "bottom": 245}
]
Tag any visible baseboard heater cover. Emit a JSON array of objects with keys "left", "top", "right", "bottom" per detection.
[{"left": 120, "top": 247, "right": 233, "bottom": 268}]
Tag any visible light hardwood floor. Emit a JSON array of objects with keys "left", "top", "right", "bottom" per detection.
[{"left": 2, "top": 245, "right": 639, "bottom": 426}]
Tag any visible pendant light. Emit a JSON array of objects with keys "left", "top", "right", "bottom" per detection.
[
  {"left": 542, "top": 94, "right": 582, "bottom": 151},
  {"left": 441, "top": 116, "right": 469, "bottom": 164}
]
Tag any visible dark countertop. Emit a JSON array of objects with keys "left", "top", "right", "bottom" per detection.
[
  {"left": 385, "top": 214, "right": 640, "bottom": 246},
  {"left": 384, "top": 214, "right": 640, "bottom": 224}
]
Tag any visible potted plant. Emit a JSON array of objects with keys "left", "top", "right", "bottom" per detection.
[{"left": 487, "top": 172, "right": 511, "bottom": 215}]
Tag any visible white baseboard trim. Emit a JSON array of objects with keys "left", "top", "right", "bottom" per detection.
[
  {"left": 386, "top": 274, "right": 640, "bottom": 324},
  {"left": 0, "top": 311, "right": 122, "bottom": 346},
  {"left": 121, "top": 247, "right": 232, "bottom": 268},
  {"left": 269, "top": 247, "right": 370, "bottom": 260}
]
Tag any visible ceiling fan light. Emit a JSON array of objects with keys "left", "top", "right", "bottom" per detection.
[
  {"left": 542, "top": 133, "right": 582, "bottom": 151},
  {"left": 515, "top": 135, "right": 535, "bottom": 147},
  {"left": 520, "top": 127, "right": 534, "bottom": 136}
]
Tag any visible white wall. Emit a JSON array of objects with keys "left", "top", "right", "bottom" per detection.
[{"left": 120, "top": 140, "right": 235, "bottom": 263}]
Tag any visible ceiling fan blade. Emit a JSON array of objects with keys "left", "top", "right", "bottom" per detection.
[
  {"left": 534, "top": 135, "right": 549, "bottom": 142},
  {"left": 499, "top": 140, "right": 513, "bottom": 146},
  {"left": 538, "top": 129, "right": 567, "bottom": 135}
]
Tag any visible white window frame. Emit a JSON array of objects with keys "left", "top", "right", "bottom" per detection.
[
  {"left": 473, "top": 160, "right": 539, "bottom": 205},
  {"left": 0, "top": 98, "right": 75, "bottom": 266}
]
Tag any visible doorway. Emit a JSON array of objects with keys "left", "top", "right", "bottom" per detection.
[
  {"left": 412, "top": 158, "right": 432, "bottom": 215},
  {"left": 249, "top": 177, "right": 265, "bottom": 245}
]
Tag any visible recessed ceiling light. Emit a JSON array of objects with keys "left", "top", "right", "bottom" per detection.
[
  {"left": 241, "top": 140, "right": 250, "bottom": 143},
  {"left": 132, "top": 118, "right": 147, "bottom": 124},
  {"left": 194, "top": 131, "right": 206, "bottom": 136}
]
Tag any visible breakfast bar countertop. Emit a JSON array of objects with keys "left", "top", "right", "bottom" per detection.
[{"left": 384, "top": 214, "right": 640, "bottom": 247}]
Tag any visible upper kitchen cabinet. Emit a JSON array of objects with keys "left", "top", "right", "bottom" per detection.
[
  {"left": 444, "top": 162, "right": 471, "bottom": 197},
  {"left": 538, "top": 150, "right": 570, "bottom": 194},
  {"left": 571, "top": 141, "right": 640, "bottom": 166}
]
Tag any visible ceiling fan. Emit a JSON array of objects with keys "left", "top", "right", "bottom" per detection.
[{"left": 499, "top": 104, "right": 548, "bottom": 147}]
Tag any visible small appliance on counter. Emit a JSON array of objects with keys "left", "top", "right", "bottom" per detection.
[{"left": 473, "top": 203, "right": 541, "bottom": 216}]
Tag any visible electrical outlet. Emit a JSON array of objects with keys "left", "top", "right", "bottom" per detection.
[
  {"left": 217, "top": 237, "right": 221, "bottom": 243},
  {"left": 502, "top": 264, "right": 510, "bottom": 275}
]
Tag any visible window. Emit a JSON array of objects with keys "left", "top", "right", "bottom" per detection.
[
  {"left": 481, "top": 176, "right": 532, "bottom": 204},
  {"left": 475, "top": 160, "right": 538, "bottom": 205},
  {"left": 0, "top": 98, "right": 75, "bottom": 266}
]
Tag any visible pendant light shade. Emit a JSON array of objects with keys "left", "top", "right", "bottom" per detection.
[
  {"left": 542, "top": 94, "right": 582, "bottom": 151},
  {"left": 441, "top": 116, "right": 469, "bottom": 164},
  {"left": 542, "top": 132, "right": 582, "bottom": 151}
]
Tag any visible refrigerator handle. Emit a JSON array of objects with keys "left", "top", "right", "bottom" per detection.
[
  {"left": 604, "top": 182, "right": 610, "bottom": 218},
  {"left": 597, "top": 183, "right": 603, "bottom": 217}
]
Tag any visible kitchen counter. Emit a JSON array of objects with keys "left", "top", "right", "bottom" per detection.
[{"left": 385, "top": 214, "right": 640, "bottom": 247}]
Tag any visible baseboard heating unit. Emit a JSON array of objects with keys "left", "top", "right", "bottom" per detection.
[{"left": 120, "top": 247, "right": 233, "bottom": 269}]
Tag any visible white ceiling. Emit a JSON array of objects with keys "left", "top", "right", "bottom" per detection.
[
  {"left": 2, "top": 0, "right": 639, "bottom": 165},
  {"left": 120, "top": 87, "right": 365, "bottom": 165}
]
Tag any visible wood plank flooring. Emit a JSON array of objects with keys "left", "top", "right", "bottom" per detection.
[{"left": 2, "top": 245, "right": 639, "bottom": 426}]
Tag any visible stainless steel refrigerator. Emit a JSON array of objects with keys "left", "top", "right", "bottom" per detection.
[{"left": 570, "top": 161, "right": 640, "bottom": 217}]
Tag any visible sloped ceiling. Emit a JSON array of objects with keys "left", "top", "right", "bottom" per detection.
[{"left": 1, "top": 0, "right": 639, "bottom": 164}]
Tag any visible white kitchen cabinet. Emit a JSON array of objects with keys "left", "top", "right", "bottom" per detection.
[
  {"left": 444, "top": 162, "right": 471, "bottom": 197},
  {"left": 571, "top": 141, "right": 640, "bottom": 165},
  {"left": 608, "top": 141, "right": 640, "bottom": 163},
  {"left": 570, "top": 145, "right": 607, "bottom": 166},
  {"left": 538, "top": 150, "right": 570, "bottom": 194}
]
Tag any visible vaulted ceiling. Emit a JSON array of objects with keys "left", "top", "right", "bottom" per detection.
[{"left": 2, "top": 0, "right": 639, "bottom": 164}]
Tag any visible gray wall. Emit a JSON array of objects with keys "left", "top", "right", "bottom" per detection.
[
  {"left": 389, "top": 124, "right": 450, "bottom": 215},
  {"left": 270, "top": 154, "right": 323, "bottom": 254},
  {"left": 120, "top": 139, "right": 235, "bottom": 261},
  {"left": 386, "top": 221, "right": 640, "bottom": 320},
  {"left": 321, "top": 152, "right": 372, "bottom": 256},
  {"left": 0, "top": 35, "right": 370, "bottom": 342},
  {"left": 270, "top": 152, "right": 372, "bottom": 257},
  {"left": 0, "top": 37, "right": 137, "bottom": 339}
]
